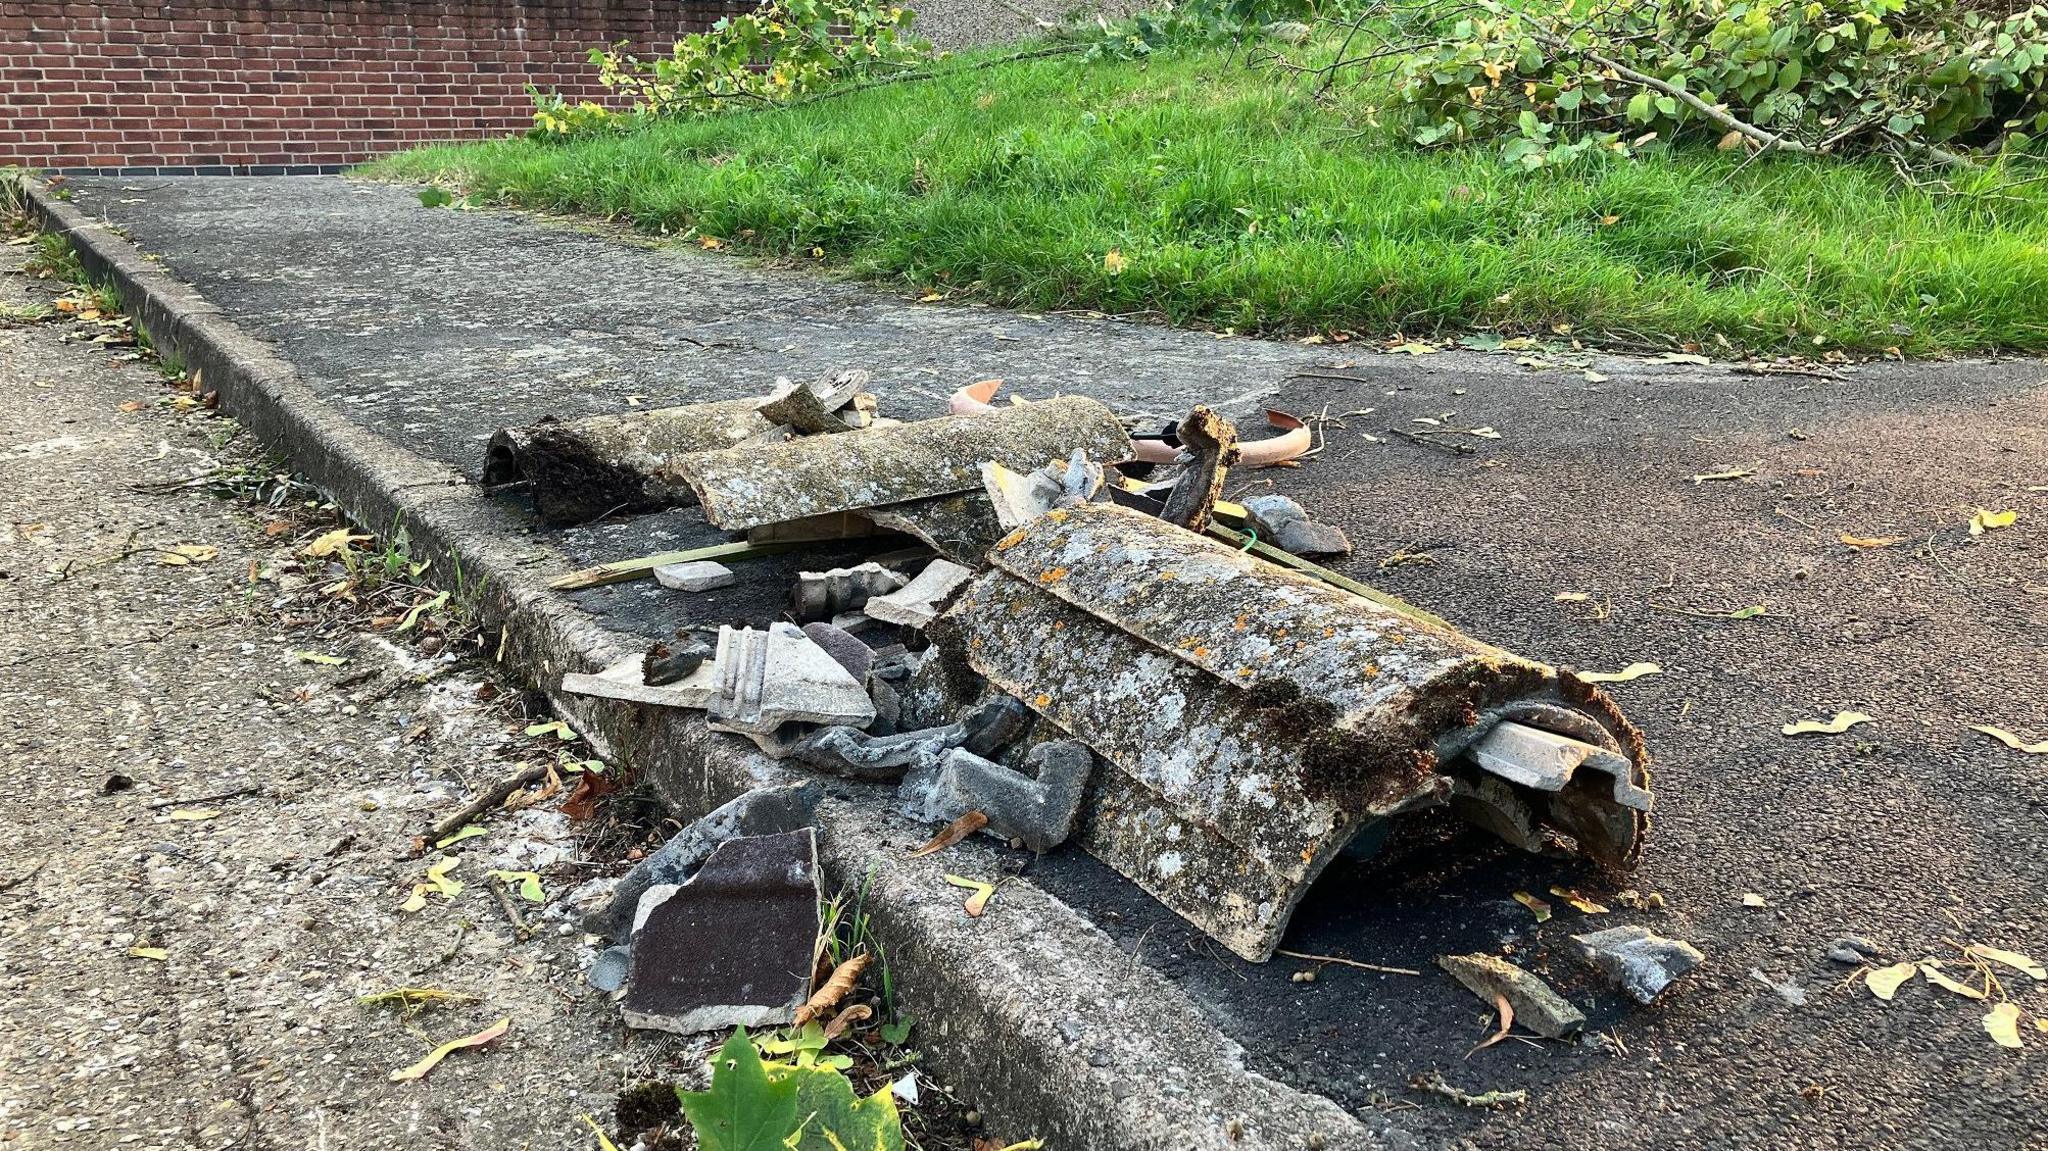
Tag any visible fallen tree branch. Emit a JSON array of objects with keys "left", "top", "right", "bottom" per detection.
[{"left": 422, "top": 763, "right": 549, "bottom": 848}]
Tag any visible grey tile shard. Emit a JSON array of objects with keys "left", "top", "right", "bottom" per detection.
[
  {"left": 621, "top": 828, "right": 821, "bottom": 1034},
  {"left": 801, "top": 621, "right": 875, "bottom": 683},
  {"left": 1573, "top": 925, "right": 1705, "bottom": 1004},
  {"left": 671, "top": 395, "right": 1134, "bottom": 531},
  {"left": 898, "top": 741, "right": 1096, "bottom": 853},
  {"left": 1437, "top": 953, "right": 1586, "bottom": 1039},
  {"left": 706, "top": 623, "right": 876, "bottom": 735},
  {"left": 654, "top": 560, "right": 736, "bottom": 591},
  {"left": 865, "top": 559, "right": 975, "bottom": 628}
]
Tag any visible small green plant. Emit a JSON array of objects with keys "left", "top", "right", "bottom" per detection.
[
  {"left": 528, "top": 88, "right": 630, "bottom": 139},
  {"left": 679, "top": 1029, "right": 903, "bottom": 1151},
  {"left": 580, "top": 0, "right": 930, "bottom": 122},
  {"left": 24, "top": 232, "right": 82, "bottom": 281}
]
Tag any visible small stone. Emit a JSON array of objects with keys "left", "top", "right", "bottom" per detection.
[
  {"left": 1572, "top": 925, "right": 1705, "bottom": 1004},
  {"left": 587, "top": 944, "right": 631, "bottom": 993},
  {"left": 1824, "top": 935, "right": 1882, "bottom": 964},
  {"left": 1241, "top": 495, "right": 1351, "bottom": 557},
  {"left": 654, "top": 560, "right": 736, "bottom": 592}
]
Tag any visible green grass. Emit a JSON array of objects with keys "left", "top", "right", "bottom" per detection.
[{"left": 369, "top": 42, "right": 2048, "bottom": 355}]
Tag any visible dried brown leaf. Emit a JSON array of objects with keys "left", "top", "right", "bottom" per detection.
[
  {"left": 794, "top": 953, "right": 870, "bottom": 1027},
  {"left": 908, "top": 811, "right": 989, "bottom": 858}
]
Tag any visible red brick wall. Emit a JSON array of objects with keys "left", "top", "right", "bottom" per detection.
[{"left": 0, "top": 1, "right": 746, "bottom": 173}]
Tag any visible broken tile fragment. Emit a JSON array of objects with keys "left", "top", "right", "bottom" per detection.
[
  {"left": 801, "top": 621, "right": 875, "bottom": 684},
  {"left": 654, "top": 560, "right": 736, "bottom": 591},
  {"left": 1242, "top": 494, "right": 1352, "bottom": 557},
  {"left": 1572, "top": 924, "right": 1705, "bottom": 1004},
  {"left": 622, "top": 829, "right": 821, "bottom": 1034},
  {"left": 898, "top": 741, "right": 1096, "bottom": 853},
  {"left": 791, "top": 562, "right": 907, "bottom": 621},
  {"left": 707, "top": 623, "right": 876, "bottom": 735},
  {"left": 590, "top": 781, "right": 821, "bottom": 940},
  {"left": 865, "top": 559, "right": 975, "bottom": 628},
  {"left": 1437, "top": 953, "right": 1585, "bottom": 1039},
  {"left": 562, "top": 653, "right": 716, "bottom": 710}
]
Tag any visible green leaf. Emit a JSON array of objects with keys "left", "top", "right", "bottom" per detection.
[
  {"left": 771, "top": 1061, "right": 905, "bottom": 1151},
  {"left": 1626, "top": 91, "right": 1654, "bottom": 122},
  {"left": 1556, "top": 87, "right": 1583, "bottom": 111},
  {"left": 418, "top": 187, "right": 453, "bottom": 208},
  {"left": 1654, "top": 94, "right": 1680, "bottom": 118},
  {"left": 877, "top": 1017, "right": 914, "bottom": 1045},
  {"left": 679, "top": 1031, "right": 800, "bottom": 1151}
]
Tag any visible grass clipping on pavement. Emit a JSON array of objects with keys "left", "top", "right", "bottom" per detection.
[{"left": 370, "top": 39, "right": 2048, "bottom": 356}]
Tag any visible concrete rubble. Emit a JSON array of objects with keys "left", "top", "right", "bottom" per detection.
[
  {"left": 527, "top": 378, "right": 1660, "bottom": 982},
  {"left": 1574, "top": 925, "right": 1705, "bottom": 1004}
]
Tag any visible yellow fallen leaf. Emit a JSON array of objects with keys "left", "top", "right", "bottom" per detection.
[
  {"left": 943, "top": 874, "right": 997, "bottom": 918},
  {"left": 292, "top": 651, "right": 348, "bottom": 666},
  {"left": 425, "top": 856, "right": 463, "bottom": 898},
  {"left": 1839, "top": 533, "right": 1905, "bottom": 549},
  {"left": 1581, "top": 662, "right": 1661, "bottom": 684},
  {"left": 167, "top": 808, "right": 221, "bottom": 821},
  {"left": 1549, "top": 886, "right": 1609, "bottom": 914},
  {"left": 389, "top": 1017, "right": 510, "bottom": 1082},
  {"left": 1554, "top": 591, "right": 1590, "bottom": 602},
  {"left": 1983, "top": 1002, "right": 2024, "bottom": 1049},
  {"left": 1918, "top": 962, "right": 1986, "bottom": 1000},
  {"left": 1969, "top": 508, "right": 2016, "bottom": 536},
  {"left": 488, "top": 870, "right": 545, "bottom": 903},
  {"left": 1387, "top": 342, "right": 1439, "bottom": 355},
  {"left": 579, "top": 1115, "right": 622, "bottom": 1151},
  {"left": 128, "top": 946, "right": 168, "bottom": 961},
  {"left": 302, "top": 528, "right": 369, "bottom": 558},
  {"left": 1866, "top": 961, "right": 1918, "bottom": 1000},
  {"left": 1965, "top": 944, "right": 2046, "bottom": 980},
  {"left": 1691, "top": 468, "right": 1752, "bottom": 484},
  {"left": 399, "top": 884, "right": 430, "bottom": 913},
  {"left": 697, "top": 235, "right": 724, "bottom": 250},
  {"left": 1969, "top": 725, "right": 2048, "bottom": 754},
  {"left": 1512, "top": 891, "right": 1552, "bottom": 922},
  {"left": 1782, "top": 711, "right": 1873, "bottom": 736},
  {"left": 1741, "top": 892, "right": 1767, "bottom": 907},
  {"left": 1102, "top": 248, "right": 1127, "bottom": 275},
  {"left": 158, "top": 544, "right": 218, "bottom": 565},
  {"left": 918, "top": 291, "right": 945, "bottom": 302}
]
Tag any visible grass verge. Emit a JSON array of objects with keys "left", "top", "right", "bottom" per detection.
[{"left": 369, "top": 41, "right": 2048, "bottom": 355}]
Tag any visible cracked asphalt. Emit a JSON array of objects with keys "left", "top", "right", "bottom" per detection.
[{"left": 34, "top": 174, "right": 2048, "bottom": 1150}]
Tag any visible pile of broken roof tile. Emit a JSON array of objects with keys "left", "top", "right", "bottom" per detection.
[{"left": 507, "top": 373, "right": 1665, "bottom": 1033}]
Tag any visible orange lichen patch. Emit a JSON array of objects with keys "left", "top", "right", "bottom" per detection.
[
  {"left": 1236, "top": 668, "right": 1255, "bottom": 678},
  {"left": 1300, "top": 847, "right": 1315, "bottom": 862},
  {"left": 1158, "top": 570, "right": 1177, "bottom": 580},
  {"left": 1322, "top": 627, "right": 1335, "bottom": 638},
  {"left": 1046, "top": 509, "right": 1070, "bottom": 522},
  {"left": 996, "top": 528, "right": 1029, "bottom": 551},
  {"left": 1035, "top": 694, "right": 1051, "bottom": 709},
  {"left": 1038, "top": 568, "right": 1069, "bottom": 584},
  {"left": 1193, "top": 646, "right": 1211, "bottom": 659},
  {"left": 1052, "top": 619, "right": 1066, "bottom": 630}
]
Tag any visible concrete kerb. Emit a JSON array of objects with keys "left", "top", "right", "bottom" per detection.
[{"left": 25, "top": 179, "right": 1395, "bottom": 1151}]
